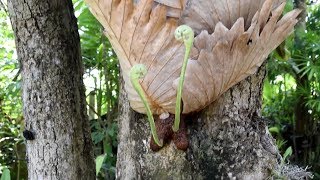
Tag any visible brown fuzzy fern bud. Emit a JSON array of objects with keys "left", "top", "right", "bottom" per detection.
[
  {"left": 173, "top": 115, "right": 188, "bottom": 151},
  {"left": 150, "top": 114, "right": 174, "bottom": 151},
  {"left": 150, "top": 114, "right": 189, "bottom": 151}
]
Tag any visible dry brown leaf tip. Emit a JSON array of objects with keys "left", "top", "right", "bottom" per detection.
[
  {"left": 85, "top": 0, "right": 300, "bottom": 115},
  {"left": 178, "top": 0, "right": 300, "bottom": 113}
]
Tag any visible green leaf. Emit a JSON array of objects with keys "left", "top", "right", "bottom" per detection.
[
  {"left": 283, "top": 146, "right": 293, "bottom": 162},
  {"left": 95, "top": 154, "right": 106, "bottom": 176},
  {"left": 74, "top": 0, "right": 84, "bottom": 11},
  {"left": 268, "top": 126, "right": 280, "bottom": 134},
  {"left": 1, "top": 168, "right": 11, "bottom": 180},
  {"left": 107, "top": 127, "right": 115, "bottom": 137}
]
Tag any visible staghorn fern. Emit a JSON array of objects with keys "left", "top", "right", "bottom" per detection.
[{"left": 84, "top": 0, "right": 300, "bottom": 134}]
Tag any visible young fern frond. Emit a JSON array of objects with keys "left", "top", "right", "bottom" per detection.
[
  {"left": 173, "top": 25, "right": 194, "bottom": 132},
  {"left": 130, "top": 64, "right": 163, "bottom": 147}
]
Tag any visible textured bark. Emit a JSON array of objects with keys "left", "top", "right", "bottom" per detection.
[
  {"left": 117, "top": 64, "right": 281, "bottom": 179},
  {"left": 8, "top": 0, "right": 95, "bottom": 179}
]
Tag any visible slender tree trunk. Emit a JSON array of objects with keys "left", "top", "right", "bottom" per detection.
[
  {"left": 117, "top": 63, "right": 281, "bottom": 179},
  {"left": 293, "top": 0, "right": 309, "bottom": 135},
  {"left": 292, "top": 0, "right": 311, "bottom": 165},
  {"left": 7, "top": 0, "right": 95, "bottom": 179}
]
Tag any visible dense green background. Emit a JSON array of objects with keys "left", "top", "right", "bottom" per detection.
[{"left": 0, "top": 0, "right": 319, "bottom": 179}]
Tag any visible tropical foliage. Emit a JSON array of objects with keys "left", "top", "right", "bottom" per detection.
[
  {"left": 263, "top": 0, "right": 320, "bottom": 176},
  {"left": 0, "top": 2, "right": 26, "bottom": 179}
]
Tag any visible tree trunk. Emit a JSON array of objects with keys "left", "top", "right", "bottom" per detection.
[
  {"left": 293, "top": 0, "right": 309, "bottom": 136},
  {"left": 292, "top": 0, "right": 310, "bottom": 165},
  {"left": 7, "top": 0, "right": 95, "bottom": 179},
  {"left": 117, "top": 63, "right": 281, "bottom": 179}
]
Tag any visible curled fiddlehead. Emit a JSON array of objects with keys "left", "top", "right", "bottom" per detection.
[
  {"left": 173, "top": 25, "right": 194, "bottom": 132},
  {"left": 130, "top": 64, "right": 163, "bottom": 147}
]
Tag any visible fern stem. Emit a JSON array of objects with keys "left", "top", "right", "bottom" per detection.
[
  {"left": 130, "top": 64, "right": 163, "bottom": 146},
  {"left": 173, "top": 25, "right": 194, "bottom": 132}
]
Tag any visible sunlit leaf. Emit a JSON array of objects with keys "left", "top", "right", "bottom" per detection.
[
  {"left": 0, "top": 168, "right": 11, "bottom": 180},
  {"left": 283, "top": 146, "right": 293, "bottom": 162},
  {"left": 95, "top": 154, "right": 106, "bottom": 176},
  {"left": 268, "top": 126, "right": 280, "bottom": 134}
]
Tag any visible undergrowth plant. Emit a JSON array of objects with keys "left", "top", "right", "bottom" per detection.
[{"left": 263, "top": 0, "right": 320, "bottom": 175}]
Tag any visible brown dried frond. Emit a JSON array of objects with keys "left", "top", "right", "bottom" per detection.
[{"left": 85, "top": 0, "right": 300, "bottom": 114}]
